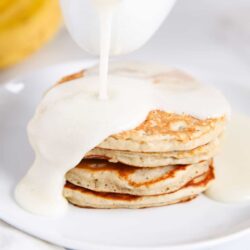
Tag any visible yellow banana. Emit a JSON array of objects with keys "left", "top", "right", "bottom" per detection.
[{"left": 0, "top": 0, "right": 61, "bottom": 68}]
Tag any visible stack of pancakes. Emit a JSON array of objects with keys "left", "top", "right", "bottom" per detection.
[{"left": 64, "top": 109, "right": 225, "bottom": 208}]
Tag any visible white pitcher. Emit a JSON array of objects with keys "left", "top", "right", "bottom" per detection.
[{"left": 60, "top": 0, "right": 177, "bottom": 55}]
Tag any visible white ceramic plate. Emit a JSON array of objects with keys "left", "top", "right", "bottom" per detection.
[{"left": 1, "top": 61, "right": 250, "bottom": 250}]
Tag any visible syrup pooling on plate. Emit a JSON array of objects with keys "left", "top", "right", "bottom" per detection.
[
  {"left": 14, "top": 69, "right": 230, "bottom": 216},
  {"left": 205, "top": 113, "right": 250, "bottom": 202}
]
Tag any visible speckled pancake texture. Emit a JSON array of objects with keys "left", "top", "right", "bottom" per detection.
[{"left": 58, "top": 64, "right": 226, "bottom": 209}]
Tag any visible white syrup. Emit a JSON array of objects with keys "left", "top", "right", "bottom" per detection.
[
  {"left": 206, "top": 113, "right": 250, "bottom": 203},
  {"left": 93, "top": 0, "right": 120, "bottom": 99}
]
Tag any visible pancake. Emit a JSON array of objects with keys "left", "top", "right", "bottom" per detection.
[
  {"left": 85, "top": 137, "right": 220, "bottom": 167},
  {"left": 63, "top": 165, "right": 214, "bottom": 209},
  {"left": 58, "top": 64, "right": 224, "bottom": 209},
  {"left": 97, "top": 110, "right": 226, "bottom": 152},
  {"left": 65, "top": 159, "right": 210, "bottom": 196}
]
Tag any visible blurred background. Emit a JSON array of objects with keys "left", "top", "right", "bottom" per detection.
[{"left": 0, "top": 0, "right": 250, "bottom": 86}]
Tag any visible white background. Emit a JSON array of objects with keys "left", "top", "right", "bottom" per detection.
[{"left": 1, "top": 0, "right": 250, "bottom": 249}]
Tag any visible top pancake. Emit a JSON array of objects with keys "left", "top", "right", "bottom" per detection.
[
  {"left": 56, "top": 62, "right": 227, "bottom": 153},
  {"left": 97, "top": 110, "right": 225, "bottom": 152}
]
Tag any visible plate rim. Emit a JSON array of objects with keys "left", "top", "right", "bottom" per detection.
[{"left": 1, "top": 210, "right": 250, "bottom": 250}]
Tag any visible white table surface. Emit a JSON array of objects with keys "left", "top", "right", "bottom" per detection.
[{"left": 1, "top": 0, "right": 250, "bottom": 249}]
